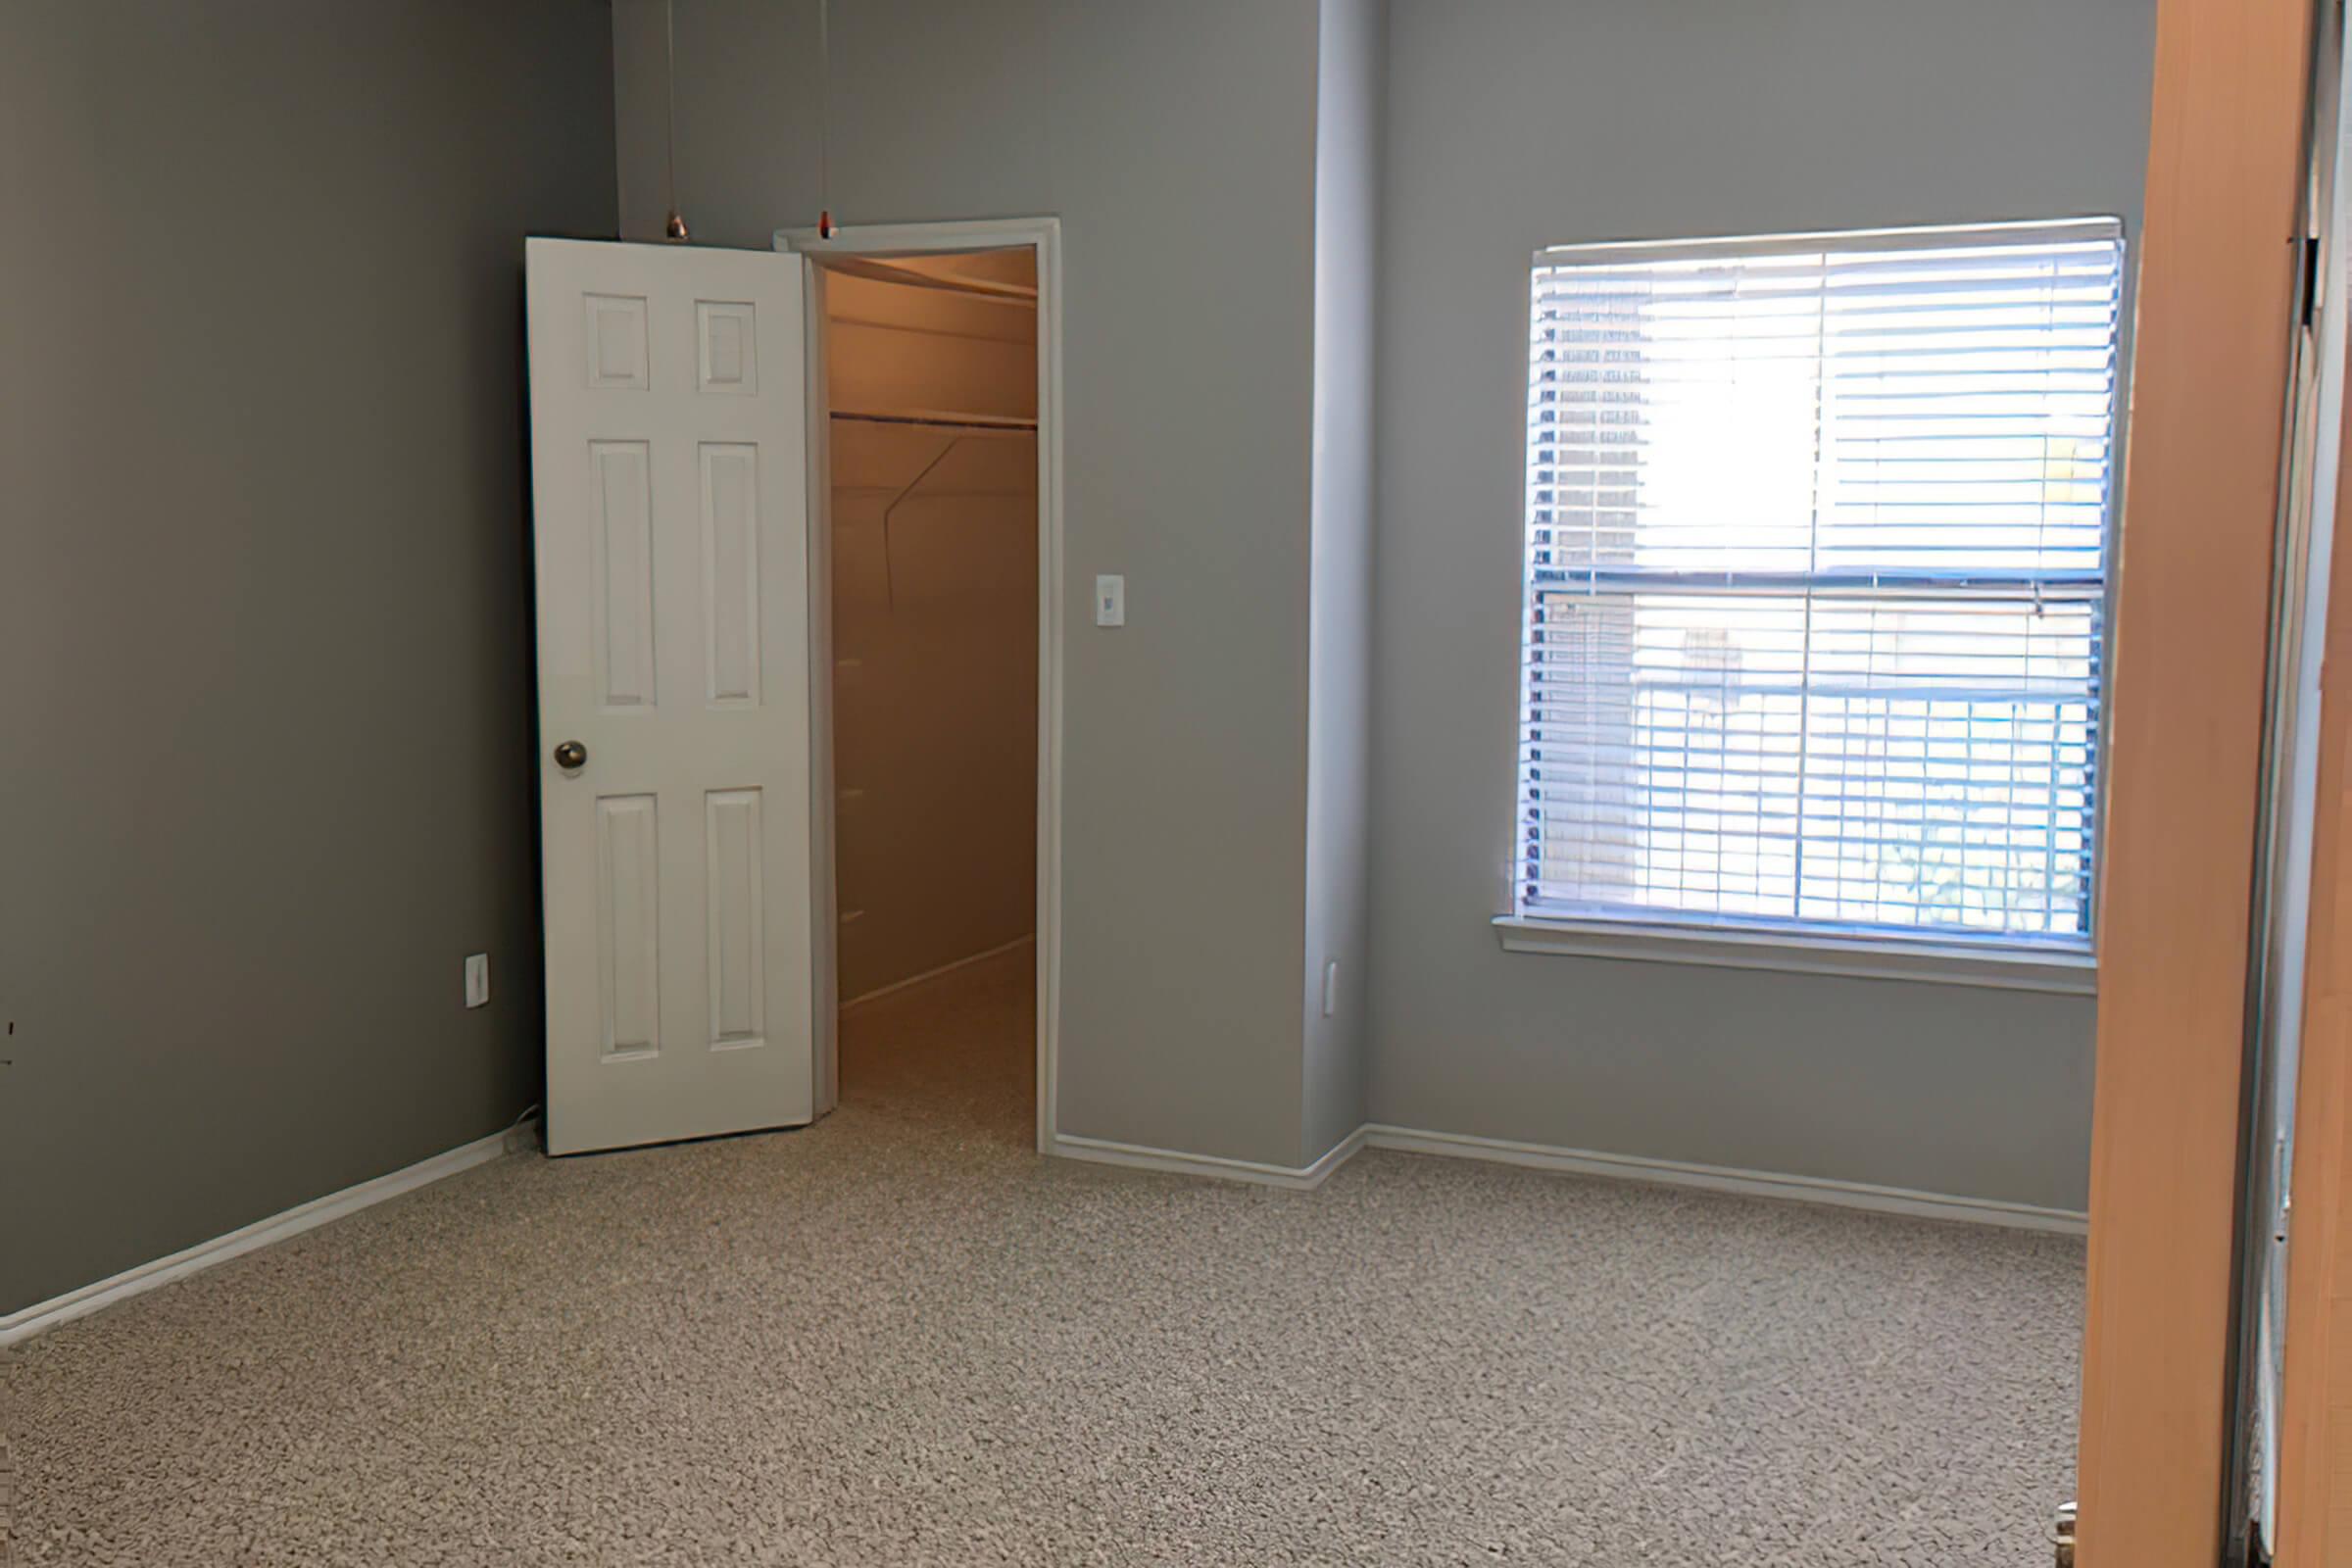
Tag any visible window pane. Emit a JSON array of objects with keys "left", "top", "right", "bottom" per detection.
[
  {"left": 1517, "top": 221, "right": 2121, "bottom": 949},
  {"left": 1794, "top": 596, "right": 2097, "bottom": 936}
]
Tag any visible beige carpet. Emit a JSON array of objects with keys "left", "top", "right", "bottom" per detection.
[{"left": 0, "top": 947, "right": 2081, "bottom": 1565}]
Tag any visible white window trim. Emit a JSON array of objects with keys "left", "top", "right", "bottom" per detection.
[
  {"left": 1507, "top": 216, "right": 2127, "bottom": 980},
  {"left": 1494, "top": 912, "right": 2096, "bottom": 994},
  {"left": 1536, "top": 215, "right": 2123, "bottom": 268}
]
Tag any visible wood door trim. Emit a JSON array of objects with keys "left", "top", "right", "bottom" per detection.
[{"left": 2076, "top": 0, "right": 2310, "bottom": 1560}]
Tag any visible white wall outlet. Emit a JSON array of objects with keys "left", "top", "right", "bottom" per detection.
[
  {"left": 1321, "top": 958, "right": 1340, "bottom": 1018},
  {"left": 1095, "top": 573, "right": 1125, "bottom": 626},
  {"left": 465, "top": 953, "right": 490, "bottom": 1009}
]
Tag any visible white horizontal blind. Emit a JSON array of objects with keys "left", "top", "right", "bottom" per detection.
[{"left": 1517, "top": 220, "right": 2123, "bottom": 948}]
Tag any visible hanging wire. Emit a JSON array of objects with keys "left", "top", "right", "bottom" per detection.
[
  {"left": 663, "top": 0, "right": 689, "bottom": 240},
  {"left": 816, "top": 0, "right": 835, "bottom": 237},
  {"left": 876, "top": 438, "right": 965, "bottom": 609}
]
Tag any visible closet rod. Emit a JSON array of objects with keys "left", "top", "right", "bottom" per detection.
[{"left": 830, "top": 410, "right": 1038, "bottom": 434}]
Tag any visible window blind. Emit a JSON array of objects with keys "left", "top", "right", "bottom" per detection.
[{"left": 1516, "top": 220, "right": 2123, "bottom": 948}]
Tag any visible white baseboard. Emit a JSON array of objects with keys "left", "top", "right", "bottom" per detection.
[
  {"left": 1046, "top": 1119, "right": 2082, "bottom": 1233},
  {"left": 6, "top": 1104, "right": 2076, "bottom": 1350},
  {"left": 1051, "top": 1126, "right": 1368, "bottom": 1192},
  {"left": 1358, "top": 1124, "right": 2087, "bottom": 1235},
  {"left": 0, "top": 1119, "right": 541, "bottom": 1348},
  {"left": 841, "top": 934, "right": 1036, "bottom": 1012}
]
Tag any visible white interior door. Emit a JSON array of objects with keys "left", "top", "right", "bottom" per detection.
[{"left": 525, "top": 238, "right": 818, "bottom": 1155}]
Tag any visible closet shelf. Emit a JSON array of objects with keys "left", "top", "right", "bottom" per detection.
[{"left": 822, "top": 254, "right": 1038, "bottom": 306}]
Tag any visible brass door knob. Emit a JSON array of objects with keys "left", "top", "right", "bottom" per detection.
[{"left": 553, "top": 740, "right": 587, "bottom": 770}]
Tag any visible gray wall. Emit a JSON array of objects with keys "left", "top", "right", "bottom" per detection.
[
  {"left": 1365, "top": 0, "right": 2157, "bottom": 1210},
  {"left": 1301, "top": 0, "right": 1386, "bottom": 1163},
  {"left": 0, "top": 1, "right": 615, "bottom": 1315},
  {"left": 612, "top": 0, "right": 1327, "bottom": 1165}
]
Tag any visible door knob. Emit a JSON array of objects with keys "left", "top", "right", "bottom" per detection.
[{"left": 554, "top": 740, "right": 587, "bottom": 770}]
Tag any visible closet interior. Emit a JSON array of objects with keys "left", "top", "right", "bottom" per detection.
[{"left": 822, "top": 247, "right": 1041, "bottom": 1117}]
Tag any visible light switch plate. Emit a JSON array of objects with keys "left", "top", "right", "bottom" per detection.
[
  {"left": 1095, "top": 573, "right": 1125, "bottom": 626},
  {"left": 465, "top": 953, "right": 490, "bottom": 1009}
]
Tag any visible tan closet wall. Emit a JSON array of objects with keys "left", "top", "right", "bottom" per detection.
[{"left": 826, "top": 254, "right": 1039, "bottom": 1004}]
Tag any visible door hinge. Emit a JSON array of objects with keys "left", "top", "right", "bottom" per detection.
[
  {"left": 2303, "top": 233, "right": 2324, "bottom": 328},
  {"left": 2050, "top": 1500, "right": 2077, "bottom": 1568}
]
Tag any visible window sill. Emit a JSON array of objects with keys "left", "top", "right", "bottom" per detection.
[{"left": 1493, "top": 915, "right": 2097, "bottom": 995}]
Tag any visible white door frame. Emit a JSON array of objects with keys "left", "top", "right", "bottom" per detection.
[{"left": 775, "top": 216, "right": 1064, "bottom": 1154}]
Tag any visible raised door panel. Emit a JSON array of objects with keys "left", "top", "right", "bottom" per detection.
[
  {"left": 596, "top": 794, "right": 662, "bottom": 1058},
  {"left": 697, "top": 300, "right": 759, "bottom": 395},
  {"left": 701, "top": 443, "right": 761, "bottom": 708},
  {"left": 590, "top": 441, "right": 658, "bottom": 710},
  {"left": 584, "top": 294, "right": 650, "bottom": 391},
  {"left": 707, "top": 788, "right": 767, "bottom": 1048}
]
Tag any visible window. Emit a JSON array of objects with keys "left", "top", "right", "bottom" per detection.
[{"left": 1514, "top": 219, "right": 2123, "bottom": 956}]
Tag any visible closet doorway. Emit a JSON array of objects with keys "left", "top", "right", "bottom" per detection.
[{"left": 791, "top": 220, "right": 1061, "bottom": 1152}]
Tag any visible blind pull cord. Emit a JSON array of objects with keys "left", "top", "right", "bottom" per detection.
[
  {"left": 663, "top": 0, "right": 688, "bottom": 241},
  {"left": 816, "top": 0, "right": 836, "bottom": 238}
]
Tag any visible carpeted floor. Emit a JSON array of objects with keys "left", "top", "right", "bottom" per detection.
[{"left": 0, "top": 947, "right": 2082, "bottom": 1565}]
